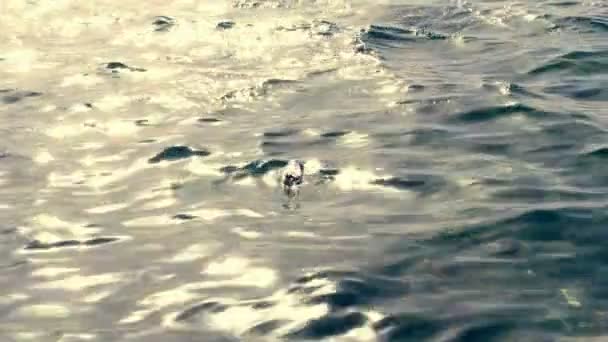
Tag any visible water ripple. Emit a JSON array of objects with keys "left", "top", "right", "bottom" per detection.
[{"left": 1, "top": 0, "right": 607, "bottom": 340}]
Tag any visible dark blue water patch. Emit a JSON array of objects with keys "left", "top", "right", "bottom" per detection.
[
  {"left": 363, "top": 25, "right": 417, "bottom": 43},
  {"left": 241, "top": 159, "right": 288, "bottom": 176},
  {"left": 445, "top": 321, "right": 519, "bottom": 342},
  {"left": 481, "top": 82, "right": 546, "bottom": 100},
  {"left": 398, "top": 96, "right": 464, "bottom": 116},
  {"left": 447, "top": 103, "right": 551, "bottom": 124},
  {"left": 525, "top": 142, "right": 577, "bottom": 156},
  {"left": 307, "top": 291, "right": 362, "bottom": 309},
  {"left": 584, "top": 146, "right": 608, "bottom": 158},
  {"left": 551, "top": 15, "right": 608, "bottom": 33},
  {"left": 148, "top": 146, "right": 211, "bottom": 164},
  {"left": 260, "top": 139, "right": 326, "bottom": 155},
  {"left": 285, "top": 312, "right": 367, "bottom": 339},
  {"left": 216, "top": 159, "right": 316, "bottom": 185},
  {"left": 373, "top": 313, "right": 444, "bottom": 341},
  {"left": 491, "top": 186, "right": 605, "bottom": 204},
  {"left": 361, "top": 24, "right": 448, "bottom": 49},
  {"left": 152, "top": 16, "right": 175, "bottom": 32},
  {"left": 371, "top": 174, "right": 445, "bottom": 195},
  {"left": 365, "top": 214, "right": 435, "bottom": 228},
  {"left": 293, "top": 270, "right": 408, "bottom": 312},
  {"left": 559, "top": 147, "right": 608, "bottom": 186},
  {"left": 387, "top": 3, "right": 475, "bottom": 32},
  {"left": 589, "top": 267, "right": 608, "bottom": 297},
  {"left": 567, "top": 145, "right": 608, "bottom": 184},
  {"left": 568, "top": 87, "right": 607, "bottom": 101},
  {"left": 528, "top": 50, "right": 608, "bottom": 76},
  {"left": 543, "top": 83, "right": 608, "bottom": 101},
  {"left": 540, "top": 119, "right": 604, "bottom": 141},
  {"left": 483, "top": 238, "right": 525, "bottom": 257},
  {"left": 377, "top": 127, "right": 457, "bottom": 148},
  {"left": 471, "top": 142, "right": 512, "bottom": 155},
  {"left": 434, "top": 208, "right": 608, "bottom": 253},
  {"left": 371, "top": 177, "right": 426, "bottom": 190}
]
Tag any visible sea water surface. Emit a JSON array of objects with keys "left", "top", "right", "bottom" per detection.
[{"left": 1, "top": 0, "right": 607, "bottom": 341}]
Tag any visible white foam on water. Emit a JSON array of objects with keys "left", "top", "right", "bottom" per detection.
[
  {"left": 0, "top": 293, "right": 29, "bottom": 306},
  {"left": 61, "top": 73, "right": 104, "bottom": 88},
  {"left": 232, "top": 226, "right": 263, "bottom": 239},
  {"left": 32, "top": 267, "right": 79, "bottom": 278},
  {"left": 82, "top": 290, "right": 115, "bottom": 304},
  {"left": 331, "top": 166, "right": 394, "bottom": 192},
  {"left": 166, "top": 243, "right": 219, "bottom": 263},
  {"left": 15, "top": 304, "right": 71, "bottom": 319},
  {"left": 198, "top": 275, "right": 340, "bottom": 338},
  {"left": 57, "top": 333, "right": 97, "bottom": 342},
  {"left": 46, "top": 123, "right": 91, "bottom": 139},
  {"left": 33, "top": 151, "right": 55, "bottom": 164},
  {"left": 141, "top": 197, "right": 177, "bottom": 210},
  {"left": 85, "top": 202, "right": 130, "bottom": 214},
  {"left": 122, "top": 215, "right": 174, "bottom": 228},
  {"left": 284, "top": 231, "right": 319, "bottom": 239},
  {"left": 338, "top": 131, "right": 370, "bottom": 148},
  {"left": 32, "top": 273, "right": 123, "bottom": 291},
  {"left": 203, "top": 257, "right": 250, "bottom": 276},
  {"left": 20, "top": 214, "right": 102, "bottom": 243},
  {"left": 186, "top": 208, "right": 265, "bottom": 220},
  {"left": 94, "top": 94, "right": 132, "bottom": 112},
  {"left": 185, "top": 159, "right": 224, "bottom": 177}
]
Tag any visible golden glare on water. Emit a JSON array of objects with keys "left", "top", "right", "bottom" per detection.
[{"left": 1, "top": 0, "right": 606, "bottom": 340}]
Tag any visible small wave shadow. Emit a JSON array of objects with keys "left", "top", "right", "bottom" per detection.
[
  {"left": 23, "top": 236, "right": 124, "bottom": 251},
  {"left": 148, "top": 145, "right": 211, "bottom": 164}
]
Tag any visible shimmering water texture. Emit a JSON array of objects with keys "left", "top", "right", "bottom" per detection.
[{"left": 1, "top": 0, "right": 607, "bottom": 341}]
